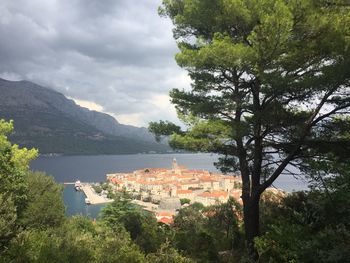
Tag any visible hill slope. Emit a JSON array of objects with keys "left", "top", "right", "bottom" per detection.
[{"left": 0, "top": 78, "right": 170, "bottom": 154}]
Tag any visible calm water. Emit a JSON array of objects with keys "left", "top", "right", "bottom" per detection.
[
  {"left": 63, "top": 185, "right": 106, "bottom": 218},
  {"left": 31, "top": 153, "right": 308, "bottom": 218}
]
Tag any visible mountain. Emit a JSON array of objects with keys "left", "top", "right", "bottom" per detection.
[{"left": 0, "top": 78, "right": 170, "bottom": 154}]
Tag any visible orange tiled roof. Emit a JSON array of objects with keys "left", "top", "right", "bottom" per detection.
[
  {"left": 198, "top": 190, "right": 228, "bottom": 198},
  {"left": 156, "top": 212, "right": 174, "bottom": 217},
  {"left": 176, "top": 175, "right": 193, "bottom": 179},
  {"left": 180, "top": 181, "right": 200, "bottom": 185},
  {"left": 126, "top": 178, "right": 136, "bottom": 182},
  {"left": 136, "top": 180, "right": 148, "bottom": 184},
  {"left": 199, "top": 178, "right": 214, "bottom": 182},
  {"left": 161, "top": 173, "right": 182, "bottom": 178},
  {"left": 158, "top": 217, "right": 174, "bottom": 225},
  {"left": 110, "top": 178, "right": 123, "bottom": 184}
]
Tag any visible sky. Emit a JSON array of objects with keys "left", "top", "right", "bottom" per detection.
[{"left": 0, "top": 0, "right": 191, "bottom": 127}]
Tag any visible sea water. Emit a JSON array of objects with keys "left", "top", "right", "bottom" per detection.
[{"left": 31, "top": 153, "right": 308, "bottom": 217}]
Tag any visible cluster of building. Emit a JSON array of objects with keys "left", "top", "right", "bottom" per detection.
[{"left": 106, "top": 159, "right": 242, "bottom": 211}]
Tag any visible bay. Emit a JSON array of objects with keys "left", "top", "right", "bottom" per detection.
[{"left": 30, "top": 153, "right": 308, "bottom": 218}]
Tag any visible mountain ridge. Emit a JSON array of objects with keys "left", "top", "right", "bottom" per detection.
[{"left": 0, "top": 78, "right": 170, "bottom": 154}]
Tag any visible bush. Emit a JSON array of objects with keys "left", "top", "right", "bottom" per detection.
[
  {"left": 180, "top": 198, "right": 191, "bottom": 205},
  {"left": 93, "top": 185, "right": 102, "bottom": 194}
]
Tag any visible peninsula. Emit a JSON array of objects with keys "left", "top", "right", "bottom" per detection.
[{"left": 106, "top": 159, "right": 243, "bottom": 223}]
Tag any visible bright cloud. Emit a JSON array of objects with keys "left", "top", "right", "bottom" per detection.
[{"left": 0, "top": 0, "right": 190, "bottom": 127}]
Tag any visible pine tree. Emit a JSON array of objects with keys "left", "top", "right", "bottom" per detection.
[{"left": 150, "top": 0, "right": 350, "bottom": 258}]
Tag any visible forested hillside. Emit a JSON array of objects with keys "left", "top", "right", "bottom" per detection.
[{"left": 0, "top": 78, "right": 170, "bottom": 154}]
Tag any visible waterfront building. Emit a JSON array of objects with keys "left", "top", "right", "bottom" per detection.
[
  {"left": 195, "top": 190, "right": 229, "bottom": 206},
  {"left": 176, "top": 189, "right": 195, "bottom": 202},
  {"left": 107, "top": 160, "right": 242, "bottom": 209}
]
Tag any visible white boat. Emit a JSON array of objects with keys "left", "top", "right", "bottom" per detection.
[
  {"left": 85, "top": 198, "right": 91, "bottom": 205},
  {"left": 74, "top": 180, "right": 81, "bottom": 191}
]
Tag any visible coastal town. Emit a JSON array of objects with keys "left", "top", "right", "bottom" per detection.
[
  {"left": 74, "top": 158, "right": 285, "bottom": 224},
  {"left": 105, "top": 158, "right": 243, "bottom": 224}
]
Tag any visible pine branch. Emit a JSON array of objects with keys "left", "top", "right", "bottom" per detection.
[{"left": 259, "top": 86, "right": 339, "bottom": 192}]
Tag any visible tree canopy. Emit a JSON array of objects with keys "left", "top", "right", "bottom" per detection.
[
  {"left": 0, "top": 119, "right": 196, "bottom": 263},
  {"left": 151, "top": 0, "right": 350, "bottom": 258},
  {"left": 1, "top": 118, "right": 349, "bottom": 262},
  {"left": 0, "top": 120, "right": 37, "bottom": 215}
]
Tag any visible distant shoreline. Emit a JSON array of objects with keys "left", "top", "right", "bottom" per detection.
[{"left": 38, "top": 151, "right": 201, "bottom": 157}]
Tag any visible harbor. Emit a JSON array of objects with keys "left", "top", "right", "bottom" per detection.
[
  {"left": 80, "top": 184, "right": 114, "bottom": 205},
  {"left": 66, "top": 181, "right": 114, "bottom": 205},
  {"left": 54, "top": 154, "right": 307, "bottom": 219}
]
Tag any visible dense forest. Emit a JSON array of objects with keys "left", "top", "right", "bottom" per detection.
[{"left": 1, "top": 119, "right": 349, "bottom": 262}]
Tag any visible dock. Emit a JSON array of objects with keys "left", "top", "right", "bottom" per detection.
[{"left": 80, "top": 184, "right": 114, "bottom": 205}]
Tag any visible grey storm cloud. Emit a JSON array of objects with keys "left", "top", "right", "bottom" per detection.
[{"left": 0, "top": 0, "right": 190, "bottom": 126}]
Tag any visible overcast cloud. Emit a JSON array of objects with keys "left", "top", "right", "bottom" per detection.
[{"left": 0, "top": 0, "right": 190, "bottom": 126}]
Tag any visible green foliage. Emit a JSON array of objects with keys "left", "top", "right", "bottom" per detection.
[
  {"left": 68, "top": 216, "right": 97, "bottom": 235},
  {"left": 148, "top": 120, "right": 183, "bottom": 142},
  {"left": 93, "top": 225, "right": 147, "bottom": 263},
  {"left": 0, "top": 194, "right": 17, "bottom": 249},
  {"left": 108, "top": 192, "right": 118, "bottom": 199},
  {"left": 100, "top": 198, "right": 167, "bottom": 253},
  {"left": 256, "top": 160, "right": 350, "bottom": 262},
  {"left": 0, "top": 120, "right": 38, "bottom": 215},
  {"left": 233, "top": 181, "right": 242, "bottom": 189},
  {"left": 93, "top": 185, "right": 103, "bottom": 194},
  {"left": 204, "top": 197, "right": 242, "bottom": 243},
  {"left": 180, "top": 198, "right": 191, "bottom": 205},
  {"left": 4, "top": 228, "right": 95, "bottom": 263},
  {"left": 146, "top": 241, "right": 195, "bottom": 263},
  {"left": 3, "top": 218, "right": 147, "bottom": 263},
  {"left": 19, "top": 172, "right": 65, "bottom": 229},
  {"left": 173, "top": 205, "right": 218, "bottom": 261},
  {"left": 156, "top": 0, "right": 350, "bottom": 178},
  {"left": 100, "top": 197, "right": 138, "bottom": 228},
  {"left": 190, "top": 202, "right": 205, "bottom": 211},
  {"left": 1, "top": 99, "right": 350, "bottom": 262},
  {"left": 0, "top": 119, "right": 38, "bottom": 253},
  {"left": 172, "top": 201, "right": 242, "bottom": 262},
  {"left": 0, "top": 119, "right": 196, "bottom": 262},
  {"left": 3, "top": 118, "right": 350, "bottom": 262},
  {"left": 154, "top": 0, "right": 350, "bottom": 258},
  {"left": 256, "top": 206, "right": 350, "bottom": 262},
  {"left": 101, "top": 183, "right": 109, "bottom": 191}
]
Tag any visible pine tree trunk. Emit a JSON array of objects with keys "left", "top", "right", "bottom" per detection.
[{"left": 243, "top": 196, "right": 260, "bottom": 261}]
